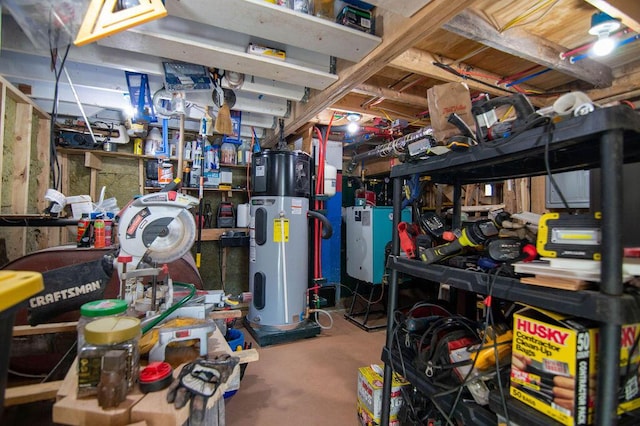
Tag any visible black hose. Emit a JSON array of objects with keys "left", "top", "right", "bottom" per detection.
[{"left": 308, "top": 210, "right": 333, "bottom": 239}]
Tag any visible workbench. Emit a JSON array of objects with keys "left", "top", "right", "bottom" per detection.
[{"left": 52, "top": 323, "right": 257, "bottom": 426}]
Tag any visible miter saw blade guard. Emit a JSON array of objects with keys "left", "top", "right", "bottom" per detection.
[
  {"left": 117, "top": 191, "right": 199, "bottom": 268},
  {"left": 116, "top": 191, "right": 199, "bottom": 311}
]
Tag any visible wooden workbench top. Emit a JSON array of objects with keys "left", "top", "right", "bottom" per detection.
[{"left": 52, "top": 326, "right": 249, "bottom": 426}]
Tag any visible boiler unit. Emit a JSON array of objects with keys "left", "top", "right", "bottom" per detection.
[
  {"left": 247, "top": 149, "right": 322, "bottom": 342},
  {"left": 345, "top": 205, "right": 411, "bottom": 284}
]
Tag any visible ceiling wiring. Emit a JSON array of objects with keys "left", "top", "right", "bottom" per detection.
[
  {"left": 497, "top": 65, "right": 544, "bottom": 85},
  {"left": 444, "top": 46, "right": 490, "bottom": 67},
  {"left": 499, "top": 0, "right": 560, "bottom": 32},
  {"left": 505, "top": 67, "right": 552, "bottom": 87}
]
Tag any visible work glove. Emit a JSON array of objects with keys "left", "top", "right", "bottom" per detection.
[{"left": 166, "top": 354, "right": 240, "bottom": 425}]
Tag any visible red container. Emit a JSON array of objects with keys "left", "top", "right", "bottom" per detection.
[{"left": 355, "top": 189, "right": 376, "bottom": 206}]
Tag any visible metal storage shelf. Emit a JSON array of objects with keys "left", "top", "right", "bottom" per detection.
[
  {"left": 388, "top": 256, "right": 640, "bottom": 325},
  {"left": 381, "top": 105, "right": 640, "bottom": 426}
]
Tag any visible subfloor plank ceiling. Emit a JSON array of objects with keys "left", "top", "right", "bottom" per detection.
[{"left": 1, "top": 0, "right": 639, "bottom": 148}]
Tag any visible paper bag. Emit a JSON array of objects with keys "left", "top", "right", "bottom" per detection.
[{"left": 427, "top": 82, "right": 474, "bottom": 143}]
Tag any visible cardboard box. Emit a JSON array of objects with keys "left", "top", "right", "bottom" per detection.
[
  {"left": 203, "top": 171, "right": 220, "bottom": 188},
  {"left": 510, "top": 306, "right": 640, "bottom": 425},
  {"left": 357, "top": 399, "right": 401, "bottom": 426},
  {"left": 247, "top": 43, "right": 286, "bottom": 61},
  {"left": 426, "top": 82, "right": 474, "bottom": 143},
  {"left": 357, "top": 365, "right": 408, "bottom": 425}
]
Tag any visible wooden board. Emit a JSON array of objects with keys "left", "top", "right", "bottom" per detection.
[
  {"left": 130, "top": 326, "right": 236, "bottom": 426},
  {"left": 0, "top": 76, "right": 52, "bottom": 261},
  {"left": 12, "top": 321, "right": 78, "bottom": 337},
  {"left": 520, "top": 275, "right": 591, "bottom": 291},
  {"left": 53, "top": 392, "right": 146, "bottom": 426},
  {"left": 165, "top": 0, "right": 380, "bottom": 62},
  {"left": 4, "top": 381, "right": 63, "bottom": 407},
  {"left": 52, "top": 325, "right": 250, "bottom": 425},
  {"left": 365, "top": 0, "right": 432, "bottom": 17}
]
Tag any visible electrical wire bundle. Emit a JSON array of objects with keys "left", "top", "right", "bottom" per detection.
[{"left": 389, "top": 268, "right": 514, "bottom": 425}]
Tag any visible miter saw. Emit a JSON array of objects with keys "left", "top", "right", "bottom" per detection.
[
  {"left": 115, "top": 190, "right": 199, "bottom": 316},
  {"left": 117, "top": 189, "right": 229, "bottom": 362}
]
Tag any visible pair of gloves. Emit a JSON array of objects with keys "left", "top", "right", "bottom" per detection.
[{"left": 166, "top": 353, "right": 239, "bottom": 425}]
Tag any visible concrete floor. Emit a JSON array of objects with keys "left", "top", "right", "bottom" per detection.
[
  {"left": 2, "top": 308, "right": 387, "bottom": 425},
  {"left": 226, "top": 310, "right": 386, "bottom": 426}
]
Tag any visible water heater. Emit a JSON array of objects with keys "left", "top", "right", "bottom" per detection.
[{"left": 248, "top": 150, "right": 311, "bottom": 330}]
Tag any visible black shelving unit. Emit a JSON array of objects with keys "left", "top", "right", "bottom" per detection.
[
  {"left": 388, "top": 257, "right": 640, "bottom": 325},
  {"left": 381, "top": 346, "right": 497, "bottom": 425},
  {"left": 380, "top": 105, "right": 640, "bottom": 426}
]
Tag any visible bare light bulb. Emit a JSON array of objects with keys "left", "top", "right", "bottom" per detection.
[
  {"left": 592, "top": 34, "right": 616, "bottom": 56},
  {"left": 347, "top": 121, "right": 359, "bottom": 134}
]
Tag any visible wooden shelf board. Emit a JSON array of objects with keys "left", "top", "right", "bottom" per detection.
[
  {"left": 200, "top": 228, "right": 248, "bottom": 241},
  {"left": 99, "top": 26, "right": 338, "bottom": 90},
  {"left": 165, "top": 0, "right": 381, "bottom": 62}
]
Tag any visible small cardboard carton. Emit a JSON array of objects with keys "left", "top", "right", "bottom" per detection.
[
  {"left": 357, "top": 365, "right": 408, "bottom": 425},
  {"left": 510, "top": 306, "right": 640, "bottom": 425}
]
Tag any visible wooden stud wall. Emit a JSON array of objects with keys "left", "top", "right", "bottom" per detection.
[{"left": 0, "top": 75, "right": 55, "bottom": 263}]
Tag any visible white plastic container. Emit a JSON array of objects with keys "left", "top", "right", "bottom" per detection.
[
  {"left": 324, "top": 164, "right": 337, "bottom": 197},
  {"left": 237, "top": 203, "right": 250, "bottom": 227},
  {"left": 145, "top": 128, "right": 163, "bottom": 156}
]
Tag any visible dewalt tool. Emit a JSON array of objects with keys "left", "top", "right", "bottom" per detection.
[{"left": 420, "top": 219, "right": 499, "bottom": 264}]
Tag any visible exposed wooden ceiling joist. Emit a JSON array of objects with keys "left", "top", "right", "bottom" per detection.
[
  {"left": 584, "top": 0, "right": 640, "bottom": 33},
  {"left": 331, "top": 94, "right": 430, "bottom": 126},
  {"left": 587, "top": 62, "right": 640, "bottom": 101},
  {"left": 352, "top": 83, "right": 430, "bottom": 109},
  {"left": 389, "top": 48, "right": 549, "bottom": 107},
  {"left": 443, "top": 9, "right": 614, "bottom": 87},
  {"left": 364, "top": 0, "right": 434, "bottom": 18},
  {"left": 272, "top": 0, "right": 472, "bottom": 146}
]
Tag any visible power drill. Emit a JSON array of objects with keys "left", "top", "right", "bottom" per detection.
[{"left": 420, "top": 219, "right": 499, "bottom": 264}]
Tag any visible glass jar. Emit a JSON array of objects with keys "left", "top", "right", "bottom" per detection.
[
  {"left": 77, "top": 316, "right": 141, "bottom": 398},
  {"left": 292, "top": 0, "right": 311, "bottom": 14},
  {"left": 77, "top": 299, "right": 128, "bottom": 347},
  {"left": 314, "top": 0, "right": 334, "bottom": 20}
]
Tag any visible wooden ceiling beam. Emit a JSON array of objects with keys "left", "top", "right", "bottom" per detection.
[
  {"left": 270, "top": 0, "right": 472, "bottom": 146},
  {"left": 389, "top": 48, "right": 549, "bottom": 107},
  {"left": 331, "top": 95, "right": 430, "bottom": 126},
  {"left": 584, "top": 0, "right": 640, "bottom": 33},
  {"left": 363, "top": 0, "right": 434, "bottom": 18},
  {"left": 351, "top": 83, "right": 430, "bottom": 109},
  {"left": 587, "top": 62, "right": 640, "bottom": 101},
  {"left": 443, "top": 9, "right": 613, "bottom": 88}
]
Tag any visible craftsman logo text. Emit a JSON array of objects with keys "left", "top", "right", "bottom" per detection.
[{"left": 29, "top": 280, "right": 102, "bottom": 308}]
